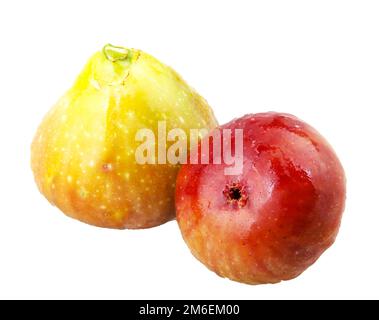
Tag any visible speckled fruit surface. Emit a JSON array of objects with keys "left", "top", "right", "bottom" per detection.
[
  {"left": 31, "top": 44, "right": 218, "bottom": 229},
  {"left": 176, "top": 112, "right": 346, "bottom": 284}
]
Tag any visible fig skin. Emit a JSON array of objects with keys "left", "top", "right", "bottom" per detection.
[
  {"left": 31, "top": 44, "right": 218, "bottom": 229},
  {"left": 176, "top": 112, "right": 346, "bottom": 284}
]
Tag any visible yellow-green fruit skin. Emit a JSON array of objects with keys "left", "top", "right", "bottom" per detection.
[{"left": 31, "top": 46, "right": 218, "bottom": 229}]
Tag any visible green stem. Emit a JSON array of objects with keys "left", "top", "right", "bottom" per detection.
[{"left": 103, "top": 44, "right": 130, "bottom": 62}]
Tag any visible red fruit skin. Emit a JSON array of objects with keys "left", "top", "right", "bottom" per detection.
[{"left": 176, "top": 112, "right": 346, "bottom": 284}]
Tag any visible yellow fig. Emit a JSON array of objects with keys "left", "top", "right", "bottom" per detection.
[{"left": 31, "top": 44, "right": 218, "bottom": 229}]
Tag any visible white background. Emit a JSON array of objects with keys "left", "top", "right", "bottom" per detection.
[{"left": 0, "top": 0, "right": 378, "bottom": 300}]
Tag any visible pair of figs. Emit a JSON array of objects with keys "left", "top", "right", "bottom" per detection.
[{"left": 32, "top": 44, "right": 345, "bottom": 284}]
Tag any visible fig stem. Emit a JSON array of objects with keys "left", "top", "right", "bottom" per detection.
[{"left": 103, "top": 44, "right": 130, "bottom": 62}]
